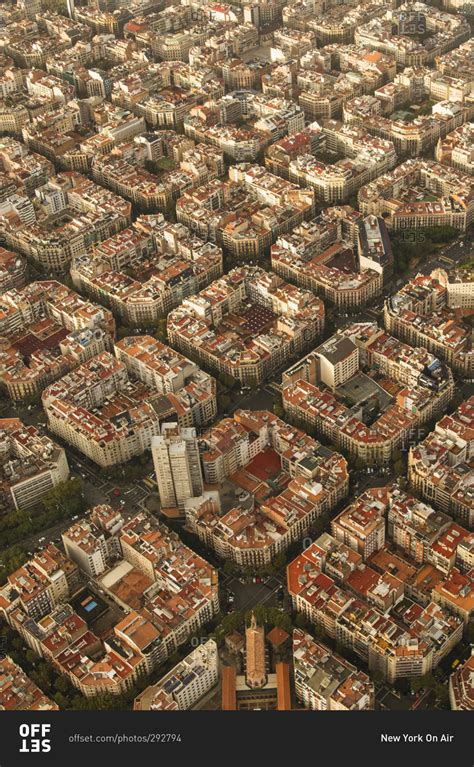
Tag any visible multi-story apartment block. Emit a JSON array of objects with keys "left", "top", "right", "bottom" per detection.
[
  {"left": 358, "top": 159, "right": 474, "bottom": 231},
  {"left": 449, "top": 654, "right": 474, "bottom": 710},
  {"left": 432, "top": 568, "right": 473, "bottom": 625},
  {"left": 388, "top": 490, "right": 453, "bottom": 565},
  {"left": 118, "top": 511, "right": 219, "bottom": 647},
  {"left": 271, "top": 209, "right": 391, "bottom": 309},
  {"left": 331, "top": 488, "right": 386, "bottom": 560},
  {"left": 42, "top": 353, "right": 162, "bottom": 467},
  {"left": 175, "top": 165, "right": 315, "bottom": 258},
  {"left": 444, "top": 269, "right": 474, "bottom": 311},
  {"left": 288, "top": 539, "right": 463, "bottom": 682},
  {"left": 167, "top": 266, "right": 324, "bottom": 387},
  {"left": 293, "top": 629, "right": 374, "bottom": 711},
  {"left": 384, "top": 270, "right": 474, "bottom": 376},
  {"left": 287, "top": 139, "right": 395, "bottom": 203},
  {"left": 152, "top": 423, "right": 203, "bottom": 510},
  {"left": 0, "top": 171, "right": 131, "bottom": 271},
  {"left": 62, "top": 505, "right": 123, "bottom": 578},
  {"left": 115, "top": 336, "right": 217, "bottom": 427},
  {"left": 89, "top": 138, "right": 223, "bottom": 213},
  {"left": 0, "top": 656, "right": 59, "bottom": 710},
  {"left": 71, "top": 214, "right": 223, "bottom": 326},
  {"left": 0, "top": 418, "right": 69, "bottom": 511},
  {"left": 435, "top": 39, "right": 474, "bottom": 80},
  {"left": 0, "top": 505, "right": 219, "bottom": 696},
  {"left": 409, "top": 397, "right": 474, "bottom": 527},
  {"left": 0, "top": 246, "right": 26, "bottom": 292},
  {"left": 0, "top": 137, "right": 54, "bottom": 195},
  {"left": 355, "top": 3, "right": 469, "bottom": 67},
  {"left": 184, "top": 409, "right": 348, "bottom": 566},
  {"left": 134, "top": 639, "right": 218, "bottom": 710},
  {"left": 283, "top": 323, "right": 454, "bottom": 464},
  {"left": 0, "top": 545, "right": 74, "bottom": 622},
  {"left": 0, "top": 280, "right": 114, "bottom": 400}
]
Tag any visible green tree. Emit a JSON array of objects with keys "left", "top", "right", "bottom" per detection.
[
  {"left": 53, "top": 692, "right": 68, "bottom": 709},
  {"left": 434, "top": 683, "right": 449, "bottom": 707},
  {"left": 42, "top": 478, "right": 85, "bottom": 516},
  {"left": 218, "top": 393, "right": 232, "bottom": 412},
  {"left": 218, "top": 373, "right": 238, "bottom": 390},
  {"left": 273, "top": 613, "right": 292, "bottom": 633},
  {"left": 371, "top": 669, "right": 384, "bottom": 685},
  {"left": 466, "top": 621, "right": 474, "bottom": 643},
  {"left": 272, "top": 552, "right": 287, "bottom": 571},
  {"left": 273, "top": 400, "right": 284, "bottom": 418},
  {"left": 219, "top": 611, "right": 244, "bottom": 636},
  {"left": 394, "top": 677, "right": 411, "bottom": 695},
  {"left": 294, "top": 613, "right": 310, "bottom": 631},
  {"left": 154, "top": 319, "right": 168, "bottom": 343},
  {"left": 411, "top": 672, "right": 435, "bottom": 693},
  {"left": 410, "top": 676, "right": 423, "bottom": 692},
  {"left": 54, "top": 675, "right": 70, "bottom": 694},
  {"left": 0, "top": 545, "right": 27, "bottom": 585},
  {"left": 25, "top": 649, "right": 38, "bottom": 667}
]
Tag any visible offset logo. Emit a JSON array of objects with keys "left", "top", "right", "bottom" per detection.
[{"left": 19, "top": 724, "right": 52, "bottom": 754}]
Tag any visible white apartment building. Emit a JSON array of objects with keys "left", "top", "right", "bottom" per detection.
[
  {"left": 134, "top": 640, "right": 219, "bottom": 710},
  {"left": 152, "top": 423, "right": 203, "bottom": 509}
]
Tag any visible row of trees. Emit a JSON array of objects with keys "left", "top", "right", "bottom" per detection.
[
  {"left": 0, "top": 622, "right": 89, "bottom": 710},
  {"left": 409, "top": 672, "right": 449, "bottom": 706},
  {"left": 214, "top": 607, "right": 293, "bottom": 643},
  {"left": 0, "top": 545, "right": 28, "bottom": 586},
  {"left": 392, "top": 226, "right": 458, "bottom": 274},
  {"left": 100, "top": 452, "right": 151, "bottom": 484},
  {"left": 116, "top": 318, "right": 167, "bottom": 343},
  {"left": 0, "top": 478, "right": 85, "bottom": 558}
]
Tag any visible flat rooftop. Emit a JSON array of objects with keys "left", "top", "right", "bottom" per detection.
[{"left": 336, "top": 371, "right": 393, "bottom": 412}]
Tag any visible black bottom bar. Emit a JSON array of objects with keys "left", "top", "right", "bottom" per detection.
[{"left": 1, "top": 710, "right": 472, "bottom": 767}]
